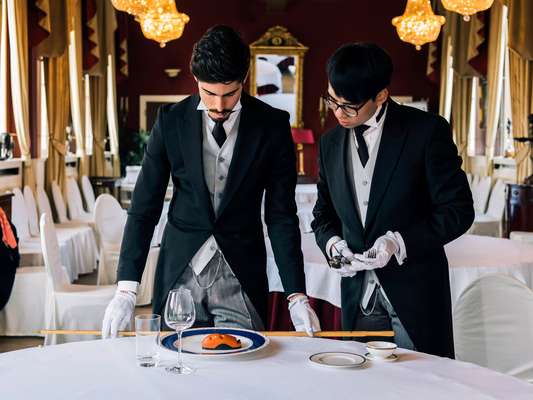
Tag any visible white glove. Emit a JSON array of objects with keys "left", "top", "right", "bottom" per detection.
[
  {"left": 288, "top": 294, "right": 321, "bottom": 336},
  {"left": 330, "top": 239, "right": 355, "bottom": 260},
  {"left": 352, "top": 232, "right": 400, "bottom": 271},
  {"left": 101, "top": 290, "right": 136, "bottom": 339}
]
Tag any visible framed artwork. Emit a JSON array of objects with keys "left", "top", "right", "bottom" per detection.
[{"left": 139, "top": 95, "right": 188, "bottom": 131}]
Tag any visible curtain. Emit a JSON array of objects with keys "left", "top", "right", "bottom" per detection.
[
  {"left": 507, "top": 0, "right": 533, "bottom": 60},
  {"left": 89, "top": 75, "right": 106, "bottom": 176},
  {"left": 7, "top": 0, "right": 35, "bottom": 189},
  {"left": 67, "top": 0, "right": 87, "bottom": 177},
  {"left": 439, "top": 34, "right": 454, "bottom": 121},
  {"left": 45, "top": 54, "right": 70, "bottom": 194},
  {"left": 104, "top": 2, "right": 120, "bottom": 177},
  {"left": 509, "top": 49, "right": 533, "bottom": 182},
  {"left": 485, "top": 3, "right": 507, "bottom": 163},
  {"left": 36, "top": 0, "right": 66, "bottom": 58},
  {"left": 39, "top": 58, "right": 49, "bottom": 159},
  {"left": 0, "top": 0, "right": 7, "bottom": 132},
  {"left": 452, "top": 73, "right": 473, "bottom": 172}
]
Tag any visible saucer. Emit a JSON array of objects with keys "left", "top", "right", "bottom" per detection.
[
  {"left": 365, "top": 352, "right": 398, "bottom": 362},
  {"left": 309, "top": 352, "right": 366, "bottom": 368}
]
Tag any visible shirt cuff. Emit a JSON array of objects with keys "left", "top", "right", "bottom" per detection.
[
  {"left": 117, "top": 280, "right": 139, "bottom": 293},
  {"left": 325, "top": 236, "right": 343, "bottom": 258},
  {"left": 386, "top": 231, "right": 407, "bottom": 265}
]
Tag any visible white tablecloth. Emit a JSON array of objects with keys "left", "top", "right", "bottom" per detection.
[
  {"left": 267, "top": 234, "right": 533, "bottom": 309},
  {"left": 1, "top": 337, "right": 531, "bottom": 399}
]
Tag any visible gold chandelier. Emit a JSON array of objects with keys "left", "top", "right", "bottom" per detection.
[
  {"left": 441, "top": 0, "right": 494, "bottom": 21},
  {"left": 110, "top": 0, "right": 151, "bottom": 16},
  {"left": 392, "top": 0, "right": 446, "bottom": 50},
  {"left": 137, "top": 0, "right": 190, "bottom": 48}
]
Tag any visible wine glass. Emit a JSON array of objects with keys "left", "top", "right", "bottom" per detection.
[{"left": 164, "top": 288, "right": 196, "bottom": 374}]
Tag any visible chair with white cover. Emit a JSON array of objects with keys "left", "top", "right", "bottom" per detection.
[
  {"left": 469, "top": 179, "right": 507, "bottom": 237},
  {"left": 81, "top": 175, "right": 96, "bottom": 213},
  {"left": 466, "top": 172, "right": 473, "bottom": 187},
  {"left": 453, "top": 274, "right": 533, "bottom": 383},
  {"left": 65, "top": 177, "right": 93, "bottom": 223},
  {"left": 472, "top": 176, "right": 492, "bottom": 215},
  {"left": 509, "top": 231, "right": 533, "bottom": 244},
  {"left": 94, "top": 194, "right": 159, "bottom": 305},
  {"left": 51, "top": 181, "right": 70, "bottom": 223},
  {"left": 40, "top": 213, "right": 115, "bottom": 345},
  {"left": 11, "top": 188, "right": 43, "bottom": 264},
  {"left": 0, "top": 266, "right": 47, "bottom": 336},
  {"left": 34, "top": 185, "right": 98, "bottom": 280}
]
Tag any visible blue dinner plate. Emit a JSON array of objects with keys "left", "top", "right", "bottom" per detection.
[{"left": 161, "top": 327, "right": 269, "bottom": 357}]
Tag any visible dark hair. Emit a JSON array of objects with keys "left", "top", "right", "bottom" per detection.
[
  {"left": 190, "top": 25, "right": 250, "bottom": 83},
  {"left": 327, "top": 42, "right": 393, "bottom": 104}
]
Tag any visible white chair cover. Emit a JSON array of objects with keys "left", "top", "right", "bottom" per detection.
[
  {"left": 36, "top": 186, "right": 54, "bottom": 221},
  {"left": 81, "top": 175, "right": 96, "bottom": 213},
  {"left": 466, "top": 172, "right": 473, "bottom": 187},
  {"left": 94, "top": 194, "right": 157, "bottom": 305},
  {"left": 40, "top": 213, "right": 115, "bottom": 345},
  {"left": 11, "top": 188, "right": 31, "bottom": 241},
  {"left": 473, "top": 176, "right": 492, "bottom": 214},
  {"left": 23, "top": 186, "right": 40, "bottom": 237},
  {"left": 51, "top": 181, "right": 69, "bottom": 223},
  {"left": 35, "top": 186, "right": 98, "bottom": 280},
  {"left": 65, "top": 177, "right": 93, "bottom": 222},
  {"left": 453, "top": 274, "right": 533, "bottom": 382},
  {"left": 0, "top": 267, "right": 47, "bottom": 336},
  {"left": 469, "top": 180, "right": 507, "bottom": 237}
]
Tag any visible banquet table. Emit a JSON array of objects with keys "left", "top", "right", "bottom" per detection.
[
  {"left": 1, "top": 337, "right": 531, "bottom": 399},
  {"left": 267, "top": 233, "right": 533, "bottom": 310}
]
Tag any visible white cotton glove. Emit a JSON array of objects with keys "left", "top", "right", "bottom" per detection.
[
  {"left": 352, "top": 232, "right": 401, "bottom": 271},
  {"left": 101, "top": 290, "right": 136, "bottom": 339},
  {"left": 288, "top": 294, "right": 321, "bottom": 337},
  {"left": 330, "top": 239, "right": 355, "bottom": 261}
]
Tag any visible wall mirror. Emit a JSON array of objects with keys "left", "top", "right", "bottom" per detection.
[{"left": 249, "top": 26, "right": 308, "bottom": 128}]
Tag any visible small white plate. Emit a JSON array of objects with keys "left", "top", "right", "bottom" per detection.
[
  {"left": 365, "top": 352, "right": 399, "bottom": 362},
  {"left": 309, "top": 352, "right": 366, "bottom": 368}
]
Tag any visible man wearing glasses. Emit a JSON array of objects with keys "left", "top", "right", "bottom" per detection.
[
  {"left": 312, "top": 43, "right": 473, "bottom": 357},
  {"left": 102, "top": 25, "right": 320, "bottom": 338}
]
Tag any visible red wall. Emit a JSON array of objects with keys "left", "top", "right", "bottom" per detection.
[{"left": 119, "top": 0, "right": 439, "bottom": 177}]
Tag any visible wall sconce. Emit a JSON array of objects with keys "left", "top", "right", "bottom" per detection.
[
  {"left": 291, "top": 128, "right": 315, "bottom": 176},
  {"left": 164, "top": 68, "right": 181, "bottom": 78}
]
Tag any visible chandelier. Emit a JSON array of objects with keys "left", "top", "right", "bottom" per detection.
[
  {"left": 110, "top": 0, "right": 151, "bottom": 16},
  {"left": 392, "top": 0, "right": 446, "bottom": 50},
  {"left": 137, "top": 0, "right": 190, "bottom": 48},
  {"left": 441, "top": 0, "right": 494, "bottom": 21}
]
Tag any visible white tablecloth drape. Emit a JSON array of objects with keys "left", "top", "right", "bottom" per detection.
[
  {"left": 1, "top": 337, "right": 531, "bottom": 399},
  {"left": 267, "top": 234, "right": 533, "bottom": 309}
]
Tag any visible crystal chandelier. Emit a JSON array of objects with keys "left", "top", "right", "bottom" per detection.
[
  {"left": 110, "top": 0, "right": 152, "bottom": 16},
  {"left": 392, "top": 0, "right": 446, "bottom": 50},
  {"left": 441, "top": 0, "right": 494, "bottom": 21},
  {"left": 138, "top": 0, "right": 190, "bottom": 48}
]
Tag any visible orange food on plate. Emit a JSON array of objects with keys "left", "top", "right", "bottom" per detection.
[{"left": 201, "top": 333, "right": 242, "bottom": 350}]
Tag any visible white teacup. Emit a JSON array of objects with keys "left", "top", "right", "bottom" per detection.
[{"left": 366, "top": 341, "right": 397, "bottom": 359}]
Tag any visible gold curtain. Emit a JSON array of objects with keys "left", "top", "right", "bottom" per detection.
[
  {"left": 6, "top": 0, "right": 35, "bottom": 189},
  {"left": 0, "top": 0, "right": 8, "bottom": 132},
  {"left": 438, "top": 17, "right": 453, "bottom": 120},
  {"left": 485, "top": 2, "right": 506, "bottom": 163},
  {"left": 104, "top": 2, "right": 120, "bottom": 177},
  {"left": 451, "top": 73, "right": 473, "bottom": 172},
  {"left": 45, "top": 54, "right": 70, "bottom": 194},
  {"left": 89, "top": 75, "right": 106, "bottom": 176},
  {"left": 36, "top": 0, "right": 66, "bottom": 58},
  {"left": 66, "top": 0, "right": 87, "bottom": 178},
  {"left": 509, "top": 49, "right": 533, "bottom": 182},
  {"left": 507, "top": 0, "right": 533, "bottom": 60}
]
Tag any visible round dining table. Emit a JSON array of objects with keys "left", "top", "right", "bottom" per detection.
[{"left": 1, "top": 336, "right": 531, "bottom": 399}]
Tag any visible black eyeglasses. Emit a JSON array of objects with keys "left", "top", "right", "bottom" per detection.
[{"left": 322, "top": 94, "right": 369, "bottom": 118}]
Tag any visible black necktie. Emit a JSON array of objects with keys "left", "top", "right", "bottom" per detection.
[
  {"left": 212, "top": 120, "right": 227, "bottom": 148},
  {"left": 354, "top": 124, "right": 370, "bottom": 167}
]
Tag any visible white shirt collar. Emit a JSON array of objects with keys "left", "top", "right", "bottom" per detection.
[
  {"left": 363, "top": 102, "right": 387, "bottom": 130},
  {"left": 197, "top": 98, "right": 242, "bottom": 134}
]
